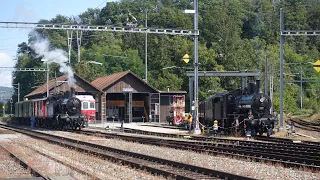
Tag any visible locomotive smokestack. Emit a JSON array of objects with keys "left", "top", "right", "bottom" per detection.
[
  {"left": 256, "top": 79, "right": 262, "bottom": 93},
  {"left": 70, "top": 87, "right": 76, "bottom": 97}
]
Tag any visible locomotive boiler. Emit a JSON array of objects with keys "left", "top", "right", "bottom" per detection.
[
  {"left": 47, "top": 88, "right": 87, "bottom": 130},
  {"left": 199, "top": 80, "right": 275, "bottom": 137}
]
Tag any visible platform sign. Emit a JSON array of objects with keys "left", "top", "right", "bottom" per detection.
[
  {"left": 313, "top": 60, "right": 320, "bottom": 73},
  {"left": 123, "top": 85, "right": 133, "bottom": 92}
]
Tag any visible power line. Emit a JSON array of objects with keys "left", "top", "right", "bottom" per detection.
[{"left": 95, "top": 0, "right": 108, "bottom": 9}]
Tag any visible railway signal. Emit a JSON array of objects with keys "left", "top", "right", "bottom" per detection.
[
  {"left": 313, "top": 60, "right": 320, "bottom": 72},
  {"left": 183, "top": 54, "right": 190, "bottom": 63}
]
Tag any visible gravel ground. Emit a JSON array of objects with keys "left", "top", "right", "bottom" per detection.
[
  {"left": 39, "top": 130, "right": 320, "bottom": 180},
  {"left": 294, "top": 127, "right": 320, "bottom": 139},
  {"left": 2, "top": 138, "right": 90, "bottom": 180},
  {"left": 0, "top": 146, "right": 33, "bottom": 179},
  {"left": 7, "top": 134, "right": 167, "bottom": 180}
]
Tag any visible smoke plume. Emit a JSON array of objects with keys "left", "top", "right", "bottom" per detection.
[{"left": 30, "top": 32, "right": 76, "bottom": 87}]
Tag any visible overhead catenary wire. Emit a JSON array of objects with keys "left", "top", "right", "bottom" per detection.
[{"left": 95, "top": 0, "right": 109, "bottom": 9}]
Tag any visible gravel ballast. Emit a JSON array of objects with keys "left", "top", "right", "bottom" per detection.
[
  {"left": 7, "top": 134, "right": 167, "bottom": 180},
  {"left": 41, "top": 130, "right": 320, "bottom": 180},
  {"left": 0, "top": 146, "right": 34, "bottom": 179}
]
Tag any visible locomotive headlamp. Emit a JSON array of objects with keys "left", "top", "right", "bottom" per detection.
[{"left": 260, "top": 97, "right": 265, "bottom": 103}]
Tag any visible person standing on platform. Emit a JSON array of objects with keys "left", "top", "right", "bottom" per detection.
[
  {"left": 213, "top": 119, "right": 218, "bottom": 136},
  {"left": 30, "top": 116, "right": 35, "bottom": 129},
  {"left": 187, "top": 113, "right": 192, "bottom": 131}
]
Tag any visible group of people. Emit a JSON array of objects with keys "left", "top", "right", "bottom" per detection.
[{"left": 184, "top": 113, "right": 219, "bottom": 135}]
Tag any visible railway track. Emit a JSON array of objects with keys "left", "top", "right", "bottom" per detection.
[
  {"left": 0, "top": 124, "right": 253, "bottom": 180},
  {"left": 290, "top": 118, "right": 320, "bottom": 132},
  {"left": 121, "top": 127, "right": 320, "bottom": 147},
  {"left": 75, "top": 129, "right": 320, "bottom": 170},
  {"left": 0, "top": 144, "right": 47, "bottom": 180}
]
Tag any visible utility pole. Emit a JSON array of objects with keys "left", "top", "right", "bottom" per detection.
[
  {"left": 300, "top": 66, "right": 303, "bottom": 113},
  {"left": 145, "top": 9, "right": 148, "bottom": 82},
  {"left": 279, "top": 8, "right": 284, "bottom": 129},
  {"left": 193, "top": 0, "right": 201, "bottom": 134},
  {"left": 265, "top": 54, "right": 268, "bottom": 95},
  {"left": 67, "top": 30, "right": 73, "bottom": 64},
  {"left": 76, "top": 31, "right": 83, "bottom": 63},
  {"left": 41, "top": 59, "right": 50, "bottom": 97},
  {"left": 278, "top": 8, "right": 319, "bottom": 128},
  {"left": 270, "top": 64, "right": 274, "bottom": 114},
  {"left": 10, "top": 98, "right": 12, "bottom": 115},
  {"left": 46, "top": 61, "right": 49, "bottom": 97},
  {"left": 18, "top": 83, "right": 20, "bottom": 102},
  {"left": 12, "top": 83, "right": 20, "bottom": 102}
]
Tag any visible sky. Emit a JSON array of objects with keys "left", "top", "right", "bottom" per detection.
[{"left": 0, "top": 0, "right": 115, "bottom": 87}]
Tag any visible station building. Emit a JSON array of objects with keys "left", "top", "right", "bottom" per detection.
[{"left": 25, "top": 70, "right": 186, "bottom": 123}]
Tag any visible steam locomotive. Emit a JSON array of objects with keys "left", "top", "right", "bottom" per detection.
[
  {"left": 199, "top": 80, "right": 276, "bottom": 137},
  {"left": 15, "top": 88, "right": 88, "bottom": 130}
]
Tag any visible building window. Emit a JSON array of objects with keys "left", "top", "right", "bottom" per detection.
[
  {"left": 90, "top": 102, "right": 95, "bottom": 109},
  {"left": 160, "top": 96, "right": 170, "bottom": 105},
  {"left": 82, "top": 102, "right": 88, "bottom": 110}
]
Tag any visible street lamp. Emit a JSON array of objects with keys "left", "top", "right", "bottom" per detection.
[
  {"left": 184, "top": 0, "right": 200, "bottom": 134},
  {"left": 41, "top": 59, "right": 49, "bottom": 98},
  {"left": 84, "top": 61, "right": 103, "bottom": 66}
]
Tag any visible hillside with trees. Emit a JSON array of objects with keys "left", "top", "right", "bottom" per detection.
[{"left": 10, "top": 0, "right": 320, "bottom": 114}]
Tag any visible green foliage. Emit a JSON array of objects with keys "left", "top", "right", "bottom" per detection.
[{"left": 10, "top": 0, "right": 320, "bottom": 114}]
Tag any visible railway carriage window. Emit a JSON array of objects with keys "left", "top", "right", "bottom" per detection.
[
  {"left": 82, "top": 102, "right": 89, "bottom": 110},
  {"left": 90, "top": 102, "right": 95, "bottom": 109}
]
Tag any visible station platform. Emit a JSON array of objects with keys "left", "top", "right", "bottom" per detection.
[{"left": 88, "top": 121, "right": 190, "bottom": 135}]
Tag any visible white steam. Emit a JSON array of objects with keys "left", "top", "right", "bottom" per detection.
[{"left": 30, "top": 32, "right": 76, "bottom": 87}]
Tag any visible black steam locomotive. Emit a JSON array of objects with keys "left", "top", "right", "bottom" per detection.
[
  {"left": 47, "top": 89, "right": 87, "bottom": 130},
  {"left": 199, "top": 80, "right": 275, "bottom": 137},
  {"left": 15, "top": 87, "right": 87, "bottom": 130}
]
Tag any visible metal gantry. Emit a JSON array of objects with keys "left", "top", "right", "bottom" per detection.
[
  {"left": 0, "top": 21, "right": 197, "bottom": 124},
  {"left": 0, "top": 67, "right": 46, "bottom": 101},
  {"left": 0, "top": 67, "right": 47, "bottom": 72},
  {"left": 186, "top": 71, "right": 261, "bottom": 77},
  {"left": 279, "top": 8, "right": 320, "bottom": 129},
  {"left": 186, "top": 70, "right": 261, "bottom": 113},
  {"left": 0, "top": 22, "right": 197, "bottom": 36}
]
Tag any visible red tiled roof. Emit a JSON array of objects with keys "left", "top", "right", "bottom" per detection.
[
  {"left": 25, "top": 73, "right": 101, "bottom": 98},
  {"left": 25, "top": 74, "right": 68, "bottom": 98},
  {"left": 91, "top": 71, "right": 130, "bottom": 91},
  {"left": 91, "top": 70, "right": 159, "bottom": 92}
]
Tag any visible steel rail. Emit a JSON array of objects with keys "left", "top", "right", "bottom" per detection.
[
  {"left": 121, "top": 127, "right": 320, "bottom": 148},
  {"left": 0, "top": 124, "right": 253, "bottom": 180},
  {"left": 76, "top": 129, "right": 320, "bottom": 169},
  {"left": 23, "top": 146, "right": 102, "bottom": 180},
  {"left": 0, "top": 145, "right": 48, "bottom": 180}
]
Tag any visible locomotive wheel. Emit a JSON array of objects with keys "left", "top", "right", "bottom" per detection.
[{"left": 267, "top": 131, "right": 270, "bottom": 137}]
